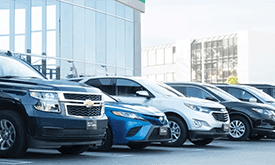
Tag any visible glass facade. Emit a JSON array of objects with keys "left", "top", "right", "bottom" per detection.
[
  {"left": 0, "top": 0, "right": 140, "bottom": 79},
  {"left": 191, "top": 33, "right": 238, "bottom": 83}
]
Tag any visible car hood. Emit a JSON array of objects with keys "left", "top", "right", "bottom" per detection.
[
  {"left": 105, "top": 102, "right": 165, "bottom": 116},
  {"left": 221, "top": 101, "right": 275, "bottom": 110},
  {"left": 0, "top": 77, "right": 101, "bottom": 93},
  {"left": 179, "top": 97, "right": 225, "bottom": 109}
]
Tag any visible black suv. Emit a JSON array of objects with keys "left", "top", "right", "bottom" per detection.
[
  {"left": 215, "top": 84, "right": 275, "bottom": 108},
  {"left": 0, "top": 51, "right": 108, "bottom": 157},
  {"left": 166, "top": 82, "right": 275, "bottom": 141}
]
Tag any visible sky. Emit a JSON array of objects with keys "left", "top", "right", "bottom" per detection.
[{"left": 141, "top": 0, "right": 275, "bottom": 48}]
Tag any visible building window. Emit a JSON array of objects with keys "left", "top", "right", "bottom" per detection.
[
  {"left": 166, "top": 72, "right": 175, "bottom": 81},
  {"left": 156, "top": 49, "right": 164, "bottom": 65},
  {"left": 148, "top": 50, "right": 156, "bottom": 66},
  {"left": 165, "top": 47, "right": 173, "bottom": 64},
  {"left": 191, "top": 34, "right": 238, "bottom": 83}
]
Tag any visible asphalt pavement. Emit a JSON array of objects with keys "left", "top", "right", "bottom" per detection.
[{"left": 1, "top": 139, "right": 275, "bottom": 165}]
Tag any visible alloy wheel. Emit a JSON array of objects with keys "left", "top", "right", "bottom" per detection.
[
  {"left": 229, "top": 120, "right": 246, "bottom": 138},
  {"left": 0, "top": 119, "right": 16, "bottom": 150},
  {"left": 169, "top": 121, "right": 181, "bottom": 142}
]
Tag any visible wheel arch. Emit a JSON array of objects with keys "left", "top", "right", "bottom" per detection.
[
  {"left": 164, "top": 112, "right": 189, "bottom": 130},
  {"left": 229, "top": 112, "right": 253, "bottom": 130},
  {"left": 0, "top": 99, "right": 29, "bottom": 133}
]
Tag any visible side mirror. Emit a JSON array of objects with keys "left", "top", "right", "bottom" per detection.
[
  {"left": 205, "top": 96, "right": 218, "bottom": 102},
  {"left": 136, "top": 91, "right": 151, "bottom": 98},
  {"left": 249, "top": 98, "right": 257, "bottom": 103}
]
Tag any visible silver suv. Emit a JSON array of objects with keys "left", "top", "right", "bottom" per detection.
[{"left": 75, "top": 77, "right": 230, "bottom": 146}]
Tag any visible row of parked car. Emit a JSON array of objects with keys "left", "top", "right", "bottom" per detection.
[
  {"left": 1, "top": 50, "right": 275, "bottom": 158},
  {"left": 69, "top": 77, "right": 275, "bottom": 147}
]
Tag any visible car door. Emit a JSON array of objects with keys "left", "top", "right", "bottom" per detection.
[{"left": 113, "top": 78, "right": 153, "bottom": 106}]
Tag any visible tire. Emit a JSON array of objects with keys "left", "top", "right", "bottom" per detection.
[
  {"left": 0, "top": 110, "right": 27, "bottom": 158},
  {"left": 89, "top": 125, "right": 113, "bottom": 151},
  {"left": 161, "top": 115, "right": 188, "bottom": 146},
  {"left": 127, "top": 142, "right": 150, "bottom": 150},
  {"left": 249, "top": 135, "right": 263, "bottom": 141},
  {"left": 189, "top": 138, "right": 214, "bottom": 146},
  {"left": 57, "top": 145, "right": 90, "bottom": 155},
  {"left": 228, "top": 116, "right": 250, "bottom": 141}
]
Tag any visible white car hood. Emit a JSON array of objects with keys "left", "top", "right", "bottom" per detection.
[{"left": 180, "top": 97, "right": 225, "bottom": 109}]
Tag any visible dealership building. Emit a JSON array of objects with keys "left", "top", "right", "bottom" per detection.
[
  {"left": 0, "top": 0, "right": 144, "bottom": 79},
  {"left": 142, "top": 30, "right": 275, "bottom": 84}
]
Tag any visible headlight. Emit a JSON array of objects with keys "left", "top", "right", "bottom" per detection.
[
  {"left": 252, "top": 108, "right": 274, "bottom": 116},
  {"left": 112, "top": 111, "right": 144, "bottom": 120},
  {"left": 30, "top": 91, "right": 60, "bottom": 113},
  {"left": 185, "top": 103, "right": 212, "bottom": 114}
]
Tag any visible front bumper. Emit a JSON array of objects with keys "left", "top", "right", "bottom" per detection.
[
  {"left": 109, "top": 115, "right": 171, "bottom": 144},
  {"left": 28, "top": 115, "right": 108, "bottom": 148},
  {"left": 251, "top": 116, "right": 275, "bottom": 137},
  {"left": 251, "top": 128, "right": 275, "bottom": 138},
  {"left": 189, "top": 127, "right": 229, "bottom": 139},
  {"left": 128, "top": 125, "right": 172, "bottom": 143}
]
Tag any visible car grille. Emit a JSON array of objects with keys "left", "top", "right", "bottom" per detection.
[
  {"left": 67, "top": 105, "right": 102, "bottom": 117},
  {"left": 148, "top": 128, "right": 171, "bottom": 141},
  {"left": 63, "top": 93, "right": 101, "bottom": 101},
  {"left": 142, "top": 115, "right": 168, "bottom": 126},
  {"left": 212, "top": 112, "right": 229, "bottom": 122}
]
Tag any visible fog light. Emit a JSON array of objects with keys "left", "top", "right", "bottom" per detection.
[{"left": 193, "top": 119, "right": 202, "bottom": 128}]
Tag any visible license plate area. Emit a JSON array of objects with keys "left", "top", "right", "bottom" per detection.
[
  {"left": 86, "top": 120, "right": 97, "bottom": 130},
  {"left": 159, "top": 127, "right": 168, "bottom": 136},
  {"left": 222, "top": 124, "right": 230, "bottom": 132}
]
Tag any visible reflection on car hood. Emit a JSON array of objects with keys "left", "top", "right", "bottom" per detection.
[
  {"left": 105, "top": 102, "right": 165, "bottom": 116},
  {"left": 180, "top": 97, "right": 225, "bottom": 109},
  {"left": 0, "top": 77, "right": 100, "bottom": 93}
]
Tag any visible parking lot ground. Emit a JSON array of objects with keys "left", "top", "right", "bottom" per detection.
[{"left": 2, "top": 139, "right": 275, "bottom": 165}]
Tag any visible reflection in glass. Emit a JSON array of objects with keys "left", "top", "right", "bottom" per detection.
[
  {"left": 15, "top": 8, "right": 25, "bottom": 34},
  {"left": 191, "top": 35, "right": 238, "bottom": 83},
  {"left": 31, "top": 4, "right": 42, "bottom": 31},
  {"left": 15, "top": 35, "right": 25, "bottom": 52}
]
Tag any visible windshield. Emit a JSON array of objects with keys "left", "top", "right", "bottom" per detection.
[
  {"left": 140, "top": 79, "right": 185, "bottom": 97},
  {"left": 0, "top": 56, "right": 45, "bottom": 79},
  {"left": 205, "top": 85, "right": 240, "bottom": 102},
  {"left": 245, "top": 86, "right": 275, "bottom": 103}
]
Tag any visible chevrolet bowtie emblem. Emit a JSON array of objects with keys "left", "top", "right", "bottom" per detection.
[{"left": 84, "top": 99, "right": 93, "bottom": 108}]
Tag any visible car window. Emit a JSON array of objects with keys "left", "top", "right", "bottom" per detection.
[
  {"left": 86, "top": 78, "right": 115, "bottom": 95},
  {"left": 116, "top": 79, "right": 145, "bottom": 96},
  {"left": 185, "top": 87, "right": 212, "bottom": 99},
  {"left": 171, "top": 86, "right": 184, "bottom": 94},
  {"left": 245, "top": 86, "right": 275, "bottom": 103},
  {"left": 228, "top": 87, "right": 257, "bottom": 102}
]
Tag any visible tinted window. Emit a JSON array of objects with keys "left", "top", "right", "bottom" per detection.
[
  {"left": 185, "top": 87, "right": 212, "bottom": 99},
  {"left": 228, "top": 87, "right": 257, "bottom": 102},
  {"left": 116, "top": 79, "right": 144, "bottom": 96},
  {"left": 86, "top": 78, "right": 114, "bottom": 95},
  {"left": 171, "top": 86, "right": 184, "bottom": 94}
]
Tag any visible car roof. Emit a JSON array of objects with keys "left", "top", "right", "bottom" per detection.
[
  {"left": 78, "top": 76, "right": 149, "bottom": 82},
  {"left": 165, "top": 81, "right": 217, "bottom": 88}
]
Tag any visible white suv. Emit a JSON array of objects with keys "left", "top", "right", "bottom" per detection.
[{"left": 75, "top": 77, "right": 230, "bottom": 146}]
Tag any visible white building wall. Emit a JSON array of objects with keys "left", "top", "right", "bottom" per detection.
[
  {"left": 247, "top": 31, "right": 275, "bottom": 84},
  {"left": 237, "top": 30, "right": 249, "bottom": 83},
  {"left": 142, "top": 40, "right": 191, "bottom": 82},
  {"left": 174, "top": 40, "right": 191, "bottom": 81}
]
